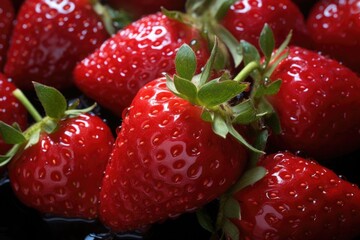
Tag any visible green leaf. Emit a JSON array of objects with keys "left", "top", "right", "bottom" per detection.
[
  {"left": 231, "top": 100, "right": 252, "bottom": 114},
  {"left": 259, "top": 24, "right": 275, "bottom": 63},
  {"left": 212, "top": 113, "right": 229, "bottom": 138},
  {"left": 266, "top": 111, "right": 282, "bottom": 135},
  {"left": 264, "top": 49, "right": 289, "bottom": 78},
  {"left": 185, "top": 0, "right": 207, "bottom": 13},
  {"left": 0, "top": 121, "right": 26, "bottom": 144},
  {"left": 264, "top": 30, "right": 292, "bottom": 77},
  {"left": 42, "top": 119, "right": 58, "bottom": 134},
  {"left": 271, "top": 30, "right": 292, "bottom": 62},
  {"left": 161, "top": 8, "right": 184, "bottom": 21},
  {"left": 0, "top": 144, "right": 21, "bottom": 167},
  {"left": 68, "top": 99, "right": 80, "bottom": 110},
  {"left": 229, "top": 166, "right": 267, "bottom": 194},
  {"left": 199, "top": 38, "right": 218, "bottom": 86},
  {"left": 198, "top": 80, "right": 247, "bottom": 107},
  {"left": 175, "top": 44, "right": 197, "bottom": 80},
  {"left": 227, "top": 124, "right": 263, "bottom": 153},
  {"left": 223, "top": 197, "right": 241, "bottom": 219},
  {"left": 241, "top": 40, "right": 260, "bottom": 66},
  {"left": 25, "top": 128, "right": 41, "bottom": 149},
  {"left": 34, "top": 82, "right": 67, "bottom": 119},
  {"left": 201, "top": 110, "right": 214, "bottom": 122},
  {"left": 232, "top": 100, "right": 257, "bottom": 124},
  {"left": 165, "top": 74, "right": 178, "bottom": 94},
  {"left": 196, "top": 208, "right": 215, "bottom": 233},
  {"left": 249, "top": 129, "right": 269, "bottom": 167},
  {"left": 213, "top": 25, "right": 243, "bottom": 67},
  {"left": 223, "top": 219, "right": 239, "bottom": 240},
  {"left": 0, "top": 155, "right": 12, "bottom": 167},
  {"left": 11, "top": 122, "right": 22, "bottom": 131},
  {"left": 258, "top": 100, "right": 282, "bottom": 134},
  {"left": 254, "top": 79, "right": 282, "bottom": 98},
  {"left": 174, "top": 75, "right": 198, "bottom": 102},
  {"left": 64, "top": 103, "right": 97, "bottom": 117},
  {"left": 213, "top": 0, "right": 236, "bottom": 20}
]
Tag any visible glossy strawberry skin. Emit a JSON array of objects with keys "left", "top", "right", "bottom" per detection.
[
  {"left": 4, "top": 0, "right": 109, "bottom": 90},
  {"left": 232, "top": 152, "right": 360, "bottom": 240},
  {"left": 99, "top": 78, "right": 248, "bottom": 231},
  {"left": 7, "top": 114, "right": 114, "bottom": 219},
  {"left": 0, "top": 0, "right": 15, "bottom": 70},
  {"left": 307, "top": 0, "right": 360, "bottom": 74},
  {"left": 107, "top": 0, "right": 186, "bottom": 18},
  {"left": 221, "top": 0, "right": 311, "bottom": 50},
  {"left": 74, "top": 12, "right": 210, "bottom": 116},
  {"left": 267, "top": 46, "right": 360, "bottom": 160},
  {"left": 0, "top": 74, "right": 27, "bottom": 154}
]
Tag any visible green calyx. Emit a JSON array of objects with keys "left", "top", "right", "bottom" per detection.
[
  {"left": 167, "top": 24, "right": 289, "bottom": 156},
  {"left": 90, "top": 0, "right": 133, "bottom": 35},
  {"left": 166, "top": 39, "right": 260, "bottom": 153},
  {"left": 0, "top": 83, "right": 95, "bottom": 167},
  {"left": 180, "top": 25, "right": 291, "bottom": 240}
]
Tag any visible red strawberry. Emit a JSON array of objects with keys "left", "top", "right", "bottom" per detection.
[
  {"left": 99, "top": 77, "right": 248, "bottom": 231},
  {"left": 0, "top": 73, "right": 27, "bottom": 154},
  {"left": 267, "top": 46, "right": 360, "bottom": 160},
  {"left": 0, "top": 83, "right": 114, "bottom": 219},
  {"left": 0, "top": 0, "right": 15, "bottom": 70},
  {"left": 228, "top": 152, "right": 360, "bottom": 240},
  {"left": 74, "top": 12, "right": 210, "bottom": 116},
  {"left": 106, "top": 0, "right": 186, "bottom": 19},
  {"left": 4, "top": 0, "right": 110, "bottom": 90},
  {"left": 96, "top": 40, "right": 266, "bottom": 231},
  {"left": 221, "top": 0, "right": 311, "bottom": 50},
  {"left": 307, "top": 0, "right": 360, "bottom": 74}
]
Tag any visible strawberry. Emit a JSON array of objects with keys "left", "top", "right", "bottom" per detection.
[
  {"left": 106, "top": 0, "right": 186, "bottom": 19},
  {"left": 225, "top": 152, "right": 360, "bottom": 240},
  {"left": 98, "top": 28, "right": 290, "bottom": 231},
  {"left": 3, "top": 0, "right": 111, "bottom": 90},
  {"left": 0, "top": 73, "right": 27, "bottom": 154},
  {"left": 99, "top": 78, "right": 248, "bottom": 231},
  {"left": 266, "top": 46, "right": 360, "bottom": 160},
  {"left": 0, "top": 0, "right": 15, "bottom": 71},
  {"left": 0, "top": 83, "right": 114, "bottom": 219},
  {"left": 96, "top": 39, "right": 273, "bottom": 231},
  {"left": 307, "top": 0, "right": 360, "bottom": 74},
  {"left": 220, "top": 0, "right": 311, "bottom": 50},
  {"left": 74, "top": 12, "right": 211, "bottom": 116}
]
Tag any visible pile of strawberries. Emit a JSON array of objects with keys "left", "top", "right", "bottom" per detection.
[{"left": 1, "top": 0, "right": 360, "bottom": 240}]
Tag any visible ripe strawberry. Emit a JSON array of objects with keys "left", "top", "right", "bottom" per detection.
[
  {"left": 307, "top": 0, "right": 360, "bottom": 74},
  {"left": 267, "top": 46, "right": 360, "bottom": 160},
  {"left": 0, "top": 73, "right": 27, "bottom": 154},
  {"left": 0, "top": 0, "right": 15, "bottom": 70},
  {"left": 106, "top": 0, "right": 186, "bottom": 19},
  {"left": 99, "top": 77, "right": 248, "bottom": 231},
  {"left": 96, "top": 40, "right": 271, "bottom": 231},
  {"left": 74, "top": 12, "right": 210, "bottom": 116},
  {"left": 0, "top": 83, "right": 114, "bottom": 219},
  {"left": 220, "top": 0, "right": 311, "bottom": 50},
  {"left": 4, "top": 0, "right": 110, "bottom": 90},
  {"left": 228, "top": 152, "right": 360, "bottom": 240}
]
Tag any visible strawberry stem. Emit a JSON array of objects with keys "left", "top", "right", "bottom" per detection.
[
  {"left": 233, "top": 61, "right": 260, "bottom": 83},
  {"left": 13, "top": 89, "right": 42, "bottom": 122}
]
